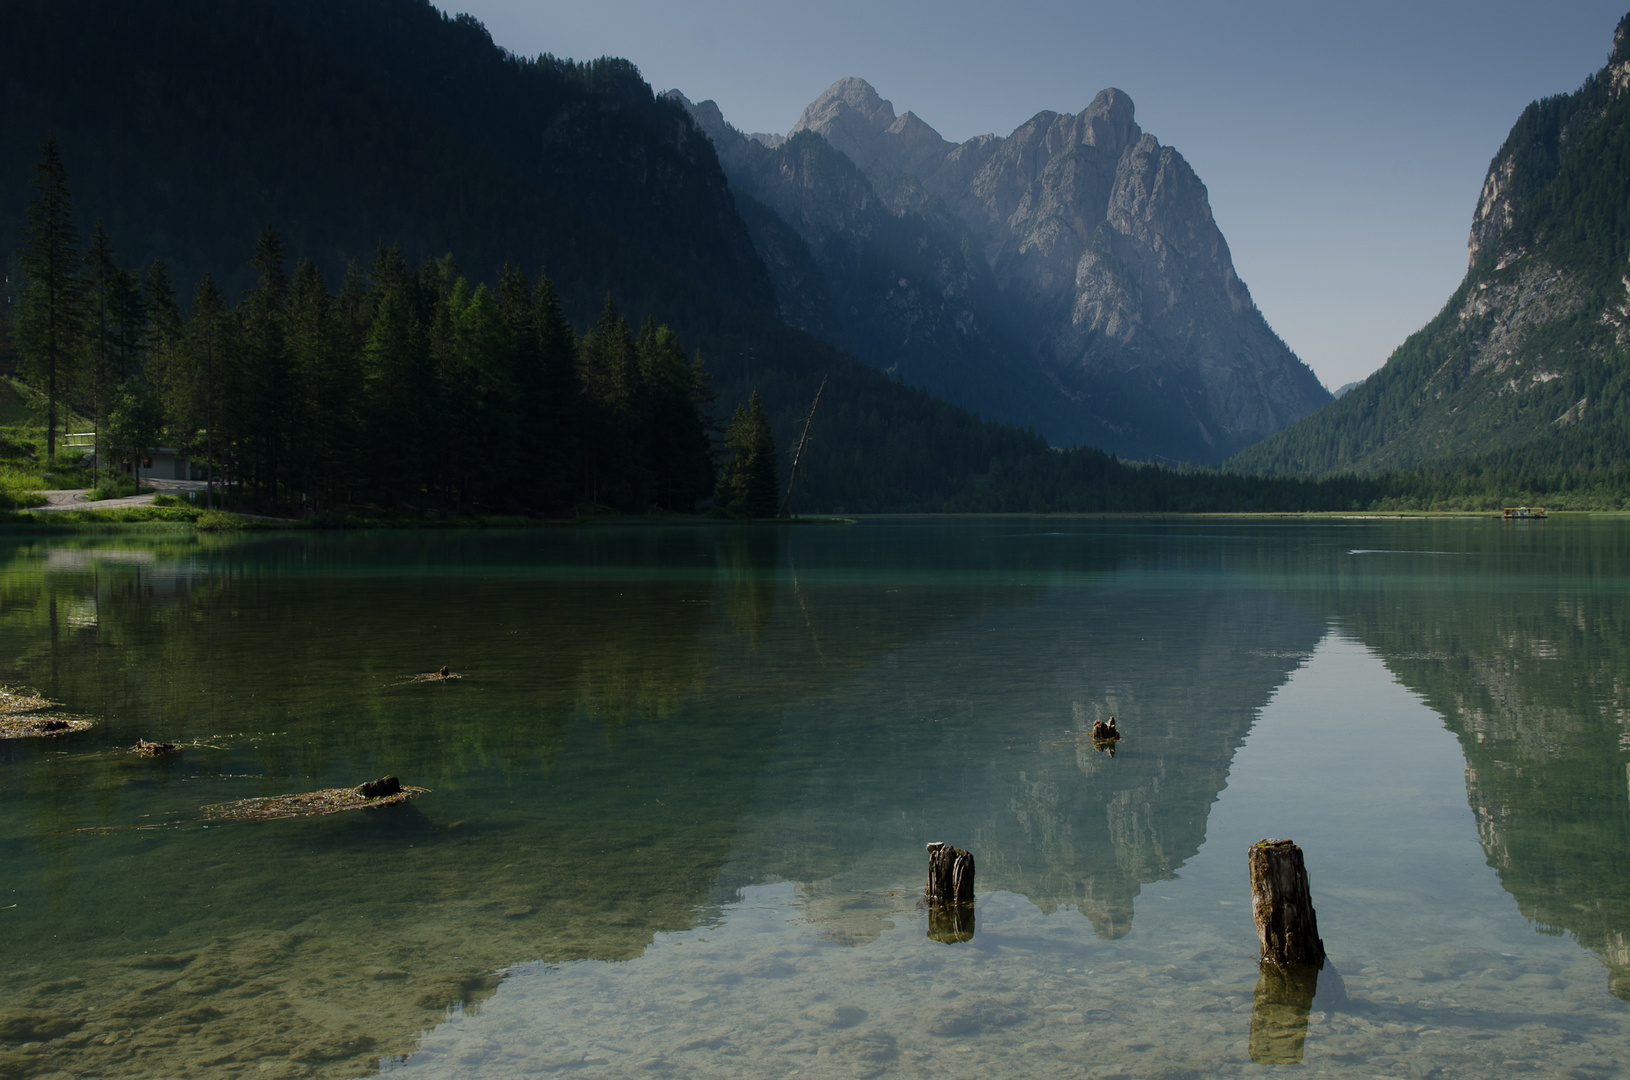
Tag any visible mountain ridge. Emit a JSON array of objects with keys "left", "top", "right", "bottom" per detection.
[
  {"left": 1228, "top": 13, "right": 1630, "bottom": 479},
  {"left": 675, "top": 78, "right": 1330, "bottom": 462}
]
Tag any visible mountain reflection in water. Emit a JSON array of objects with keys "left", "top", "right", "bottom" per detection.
[{"left": 0, "top": 519, "right": 1625, "bottom": 1079}]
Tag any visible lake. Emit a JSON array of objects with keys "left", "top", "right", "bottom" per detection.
[{"left": 0, "top": 516, "right": 1626, "bottom": 1079}]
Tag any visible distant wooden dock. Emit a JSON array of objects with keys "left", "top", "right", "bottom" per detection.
[{"left": 1501, "top": 506, "right": 1548, "bottom": 519}]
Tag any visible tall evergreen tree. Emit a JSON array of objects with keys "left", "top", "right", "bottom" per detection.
[
  {"left": 80, "top": 221, "right": 123, "bottom": 483},
  {"left": 533, "top": 270, "right": 580, "bottom": 510},
  {"left": 717, "top": 390, "right": 778, "bottom": 518},
  {"left": 578, "top": 295, "right": 639, "bottom": 506},
  {"left": 143, "top": 259, "right": 185, "bottom": 429},
  {"left": 239, "top": 225, "right": 293, "bottom": 505},
  {"left": 186, "top": 274, "right": 235, "bottom": 506},
  {"left": 15, "top": 136, "right": 82, "bottom": 461},
  {"left": 361, "top": 244, "right": 430, "bottom": 502},
  {"left": 287, "top": 258, "right": 353, "bottom": 510},
  {"left": 636, "top": 319, "right": 713, "bottom": 511}
]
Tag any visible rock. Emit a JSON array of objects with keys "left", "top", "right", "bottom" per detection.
[
  {"left": 0, "top": 1011, "right": 82, "bottom": 1042},
  {"left": 119, "top": 954, "right": 195, "bottom": 970},
  {"left": 923, "top": 994, "right": 1023, "bottom": 1036}
]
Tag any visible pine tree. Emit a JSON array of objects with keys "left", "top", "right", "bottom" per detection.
[
  {"left": 186, "top": 274, "right": 235, "bottom": 507},
  {"left": 143, "top": 259, "right": 185, "bottom": 431},
  {"left": 15, "top": 136, "right": 82, "bottom": 461},
  {"left": 288, "top": 259, "right": 341, "bottom": 510},
  {"left": 361, "top": 244, "right": 429, "bottom": 502},
  {"left": 718, "top": 390, "right": 778, "bottom": 518},
  {"left": 636, "top": 319, "right": 713, "bottom": 511},
  {"left": 240, "top": 225, "right": 293, "bottom": 507},
  {"left": 533, "top": 270, "right": 580, "bottom": 509},
  {"left": 578, "top": 295, "right": 639, "bottom": 506},
  {"left": 80, "top": 221, "right": 122, "bottom": 483}
]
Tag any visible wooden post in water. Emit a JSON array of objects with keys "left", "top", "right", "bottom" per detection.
[
  {"left": 1249, "top": 838, "right": 1325, "bottom": 967},
  {"left": 925, "top": 841, "right": 975, "bottom": 904},
  {"left": 925, "top": 841, "right": 976, "bottom": 942}
]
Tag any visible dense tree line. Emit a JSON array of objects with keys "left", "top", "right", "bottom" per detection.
[
  {"left": 8, "top": 138, "right": 758, "bottom": 516},
  {"left": 6, "top": 138, "right": 1623, "bottom": 517}
]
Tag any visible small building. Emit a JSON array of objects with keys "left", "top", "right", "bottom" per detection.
[{"left": 120, "top": 448, "right": 204, "bottom": 482}]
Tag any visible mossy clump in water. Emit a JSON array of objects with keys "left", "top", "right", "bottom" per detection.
[
  {"left": 0, "top": 687, "right": 96, "bottom": 738},
  {"left": 399, "top": 667, "right": 462, "bottom": 684},
  {"left": 202, "top": 777, "right": 427, "bottom": 821}
]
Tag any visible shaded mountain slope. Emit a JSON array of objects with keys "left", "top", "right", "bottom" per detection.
[{"left": 0, "top": 0, "right": 775, "bottom": 322}]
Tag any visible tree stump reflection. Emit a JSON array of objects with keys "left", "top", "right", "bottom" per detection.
[
  {"left": 1248, "top": 963, "right": 1319, "bottom": 1064},
  {"left": 927, "top": 902, "right": 975, "bottom": 943}
]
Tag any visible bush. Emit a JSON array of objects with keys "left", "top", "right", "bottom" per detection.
[{"left": 195, "top": 509, "right": 248, "bottom": 531}]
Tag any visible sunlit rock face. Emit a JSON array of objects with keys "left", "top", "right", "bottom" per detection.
[{"left": 674, "top": 80, "right": 1329, "bottom": 461}]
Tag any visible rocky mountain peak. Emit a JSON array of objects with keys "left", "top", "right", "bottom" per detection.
[
  {"left": 1080, "top": 88, "right": 1138, "bottom": 149},
  {"left": 794, "top": 77, "right": 897, "bottom": 134},
  {"left": 678, "top": 77, "right": 1327, "bottom": 460},
  {"left": 789, "top": 78, "right": 956, "bottom": 181}
]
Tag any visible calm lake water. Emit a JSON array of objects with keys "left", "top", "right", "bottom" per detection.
[{"left": 1, "top": 517, "right": 1628, "bottom": 1079}]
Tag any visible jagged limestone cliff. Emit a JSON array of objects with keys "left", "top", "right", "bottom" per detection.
[{"left": 672, "top": 80, "right": 1330, "bottom": 462}]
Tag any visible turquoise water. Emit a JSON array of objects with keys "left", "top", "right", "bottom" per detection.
[{"left": 0, "top": 517, "right": 1626, "bottom": 1078}]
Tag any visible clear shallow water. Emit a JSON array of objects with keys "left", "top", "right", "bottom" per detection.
[{"left": 0, "top": 517, "right": 1626, "bottom": 1078}]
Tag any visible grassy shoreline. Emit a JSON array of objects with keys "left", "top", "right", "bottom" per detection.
[
  {"left": 0, "top": 505, "right": 863, "bottom": 532},
  {"left": 0, "top": 505, "right": 1613, "bottom": 533}
]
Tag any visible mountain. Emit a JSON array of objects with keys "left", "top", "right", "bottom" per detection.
[
  {"left": 673, "top": 79, "right": 1330, "bottom": 462},
  {"left": 0, "top": 0, "right": 1160, "bottom": 514},
  {"left": 0, "top": 0, "right": 775, "bottom": 324},
  {"left": 1230, "top": 14, "right": 1630, "bottom": 478}
]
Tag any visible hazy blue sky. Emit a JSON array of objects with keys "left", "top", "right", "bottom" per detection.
[{"left": 453, "top": 0, "right": 1625, "bottom": 390}]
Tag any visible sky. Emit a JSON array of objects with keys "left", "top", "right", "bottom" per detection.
[{"left": 452, "top": 0, "right": 1627, "bottom": 390}]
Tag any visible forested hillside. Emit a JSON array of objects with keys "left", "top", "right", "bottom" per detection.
[
  {"left": 0, "top": 0, "right": 773, "bottom": 324},
  {"left": 1229, "top": 13, "right": 1630, "bottom": 484},
  {"left": 5, "top": 0, "right": 1628, "bottom": 513}
]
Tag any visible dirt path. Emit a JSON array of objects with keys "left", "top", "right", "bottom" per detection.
[{"left": 30, "top": 488, "right": 157, "bottom": 512}]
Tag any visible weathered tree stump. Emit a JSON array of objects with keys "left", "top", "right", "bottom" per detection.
[
  {"left": 925, "top": 841, "right": 976, "bottom": 944},
  {"left": 925, "top": 841, "right": 975, "bottom": 904},
  {"left": 1249, "top": 838, "right": 1325, "bottom": 968},
  {"left": 1248, "top": 962, "right": 1319, "bottom": 1064}
]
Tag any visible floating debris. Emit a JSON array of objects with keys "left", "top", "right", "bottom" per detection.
[
  {"left": 398, "top": 667, "right": 462, "bottom": 684},
  {"left": 202, "top": 776, "right": 427, "bottom": 821},
  {"left": 0, "top": 714, "right": 96, "bottom": 739},
  {"left": 0, "top": 687, "right": 60, "bottom": 715},
  {"left": 0, "top": 687, "right": 96, "bottom": 738},
  {"left": 130, "top": 739, "right": 181, "bottom": 756}
]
